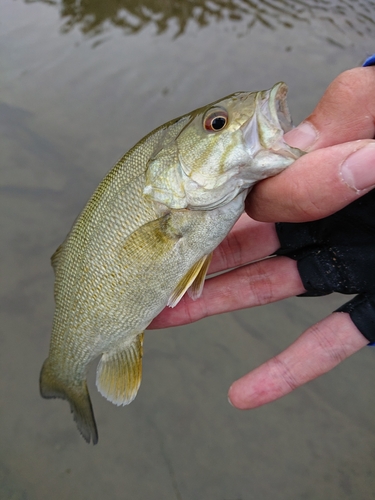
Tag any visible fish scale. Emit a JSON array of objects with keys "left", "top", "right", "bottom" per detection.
[{"left": 40, "top": 83, "right": 303, "bottom": 444}]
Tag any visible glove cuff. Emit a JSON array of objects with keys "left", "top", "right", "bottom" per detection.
[{"left": 336, "top": 294, "right": 375, "bottom": 344}]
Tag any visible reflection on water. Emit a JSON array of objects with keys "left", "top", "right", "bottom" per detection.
[{"left": 26, "top": 0, "right": 375, "bottom": 39}]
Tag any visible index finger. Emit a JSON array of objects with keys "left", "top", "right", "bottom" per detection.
[
  {"left": 208, "top": 215, "right": 278, "bottom": 275},
  {"left": 247, "top": 139, "right": 375, "bottom": 222}
]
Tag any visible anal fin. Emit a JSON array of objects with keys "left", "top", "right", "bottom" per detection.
[
  {"left": 96, "top": 333, "right": 144, "bottom": 406},
  {"left": 168, "top": 253, "right": 212, "bottom": 308}
]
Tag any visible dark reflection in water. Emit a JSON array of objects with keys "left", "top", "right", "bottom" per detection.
[{"left": 25, "top": 0, "right": 375, "bottom": 39}]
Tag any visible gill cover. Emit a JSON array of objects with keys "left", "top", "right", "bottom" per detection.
[{"left": 144, "top": 96, "right": 253, "bottom": 210}]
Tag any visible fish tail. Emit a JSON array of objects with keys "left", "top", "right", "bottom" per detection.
[{"left": 40, "top": 358, "right": 98, "bottom": 445}]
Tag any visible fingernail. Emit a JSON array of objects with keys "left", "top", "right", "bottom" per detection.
[
  {"left": 283, "top": 121, "right": 318, "bottom": 151},
  {"left": 341, "top": 143, "right": 375, "bottom": 191}
]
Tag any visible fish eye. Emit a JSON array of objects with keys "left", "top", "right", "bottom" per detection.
[{"left": 203, "top": 108, "right": 228, "bottom": 132}]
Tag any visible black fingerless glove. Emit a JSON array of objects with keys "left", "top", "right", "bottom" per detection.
[
  {"left": 274, "top": 54, "right": 375, "bottom": 344},
  {"left": 275, "top": 189, "right": 375, "bottom": 343}
]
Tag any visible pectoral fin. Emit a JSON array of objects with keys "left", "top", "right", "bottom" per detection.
[
  {"left": 187, "top": 252, "right": 212, "bottom": 300},
  {"left": 96, "top": 333, "right": 144, "bottom": 406},
  {"left": 167, "top": 253, "right": 212, "bottom": 308}
]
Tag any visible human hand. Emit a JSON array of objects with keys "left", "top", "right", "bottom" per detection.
[{"left": 150, "top": 66, "right": 375, "bottom": 410}]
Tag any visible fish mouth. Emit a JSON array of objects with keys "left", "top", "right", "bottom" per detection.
[
  {"left": 239, "top": 81, "right": 303, "bottom": 184},
  {"left": 242, "top": 82, "right": 294, "bottom": 151},
  {"left": 269, "top": 82, "right": 294, "bottom": 134},
  {"left": 241, "top": 81, "right": 304, "bottom": 169}
]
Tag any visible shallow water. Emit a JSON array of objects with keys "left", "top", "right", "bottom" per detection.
[{"left": 1, "top": 0, "right": 375, "bottom": 498}]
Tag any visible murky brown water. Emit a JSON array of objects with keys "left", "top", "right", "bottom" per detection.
[{"left": 1, "top": 1, "right": 375, "bottom": 498}]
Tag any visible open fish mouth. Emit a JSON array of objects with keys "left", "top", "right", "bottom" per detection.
[
  {"left": 255, "top": 81, "right": 294, "bottom": 137},
  {"left": 239, "top": 81, "right": 303, "bottom": 183},
  {"left": 241, "top": 81, "right": 300, "bottom": 162},
  {"left": 269, "top": 82, "right": 294, "bottom": 134}
]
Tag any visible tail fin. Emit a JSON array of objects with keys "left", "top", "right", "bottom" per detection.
[{"left": 40, "top": 358, "right": 98, "bottom": 445}]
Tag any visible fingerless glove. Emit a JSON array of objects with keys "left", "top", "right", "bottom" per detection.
[{"left": 275, "top": 189, "right": 375, "bottom": 342}]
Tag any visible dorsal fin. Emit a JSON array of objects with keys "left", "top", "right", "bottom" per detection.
[{"left": 51, "top": 243, "right": 64, "bottom": 273}]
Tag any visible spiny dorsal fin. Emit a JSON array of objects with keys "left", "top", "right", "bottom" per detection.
[
  {"left": 167, "top": 253, "right": 212, "bottom": 308},
  {"left": 96, "top": 333, "right": 144, "bottom": 406},
  {"left": 51, "top": 243, "right": 64, "bottom": 273}
]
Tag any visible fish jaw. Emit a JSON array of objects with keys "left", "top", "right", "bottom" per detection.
[{"left": 241, "top": 82, "right": 304, "bottom": 181}]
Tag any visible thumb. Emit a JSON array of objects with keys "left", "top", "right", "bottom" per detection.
[
  {"left": 284, "top": 67, "right": 375, "bottom": 151},
  {"left": 247, "top": 140, "right": 375, "bottom": 222}
]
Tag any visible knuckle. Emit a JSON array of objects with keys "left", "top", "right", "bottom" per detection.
[
  {"left": 217, "top": 230, "right": 244, "bottom": 270},
  {"left": 328, "top": 69, "right": 361, "bottom": 100},
  {"left": 270, "top": 355, "right": 300, "bottom": 393},
  {"left": 309, "top": 322, "right": 348, "bottom": 365},
  {"left": 243, "top": 261, "right": 275, "bottom": 305},
  {"left": 286, "top": 174, "right": 325, "bottom": 221},
  {"left": 322, "top": 68, "right": 375, "bottom": 118}
]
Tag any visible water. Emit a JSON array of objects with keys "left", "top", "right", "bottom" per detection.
[{"left": 1, "top": 0, "right": 375, "bottom": 498}]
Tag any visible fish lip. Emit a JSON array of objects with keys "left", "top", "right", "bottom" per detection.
[
  {"left": 241, "top": 82, "right": 293, "bottom": 143},
  {"left": 241, "top": 82, "right": 295, "bottom": 156},
  {"left": 269, "top": 82, "right": 293, "bottom": 134}
]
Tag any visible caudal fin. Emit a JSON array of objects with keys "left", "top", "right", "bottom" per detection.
[{"left": 40, "top": 358, "right": 98, "bottom": 445}]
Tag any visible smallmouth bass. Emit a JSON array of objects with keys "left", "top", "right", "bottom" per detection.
[{"left": 40, "top": 83, "right": 303, "bottom": 444}]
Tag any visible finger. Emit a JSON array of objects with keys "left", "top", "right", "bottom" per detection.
[
  {"left": 228, "top": 312, "right": 368, "bottom": 410},
  {"left": 247, "top": 139, "right": 375, "bottom": 222},
  {"left": 208, "top": 215, "right": 279, "bottom": 274},
  {"left": 284, "top": 67, "right": 375, "bottom": 151},
  {"left": 149, "top": 256, "right": 304, "bottom": 329}
]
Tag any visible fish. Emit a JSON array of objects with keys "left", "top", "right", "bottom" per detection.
[{"left": 40, "top": 83, "right": 303, "bottom": 444}]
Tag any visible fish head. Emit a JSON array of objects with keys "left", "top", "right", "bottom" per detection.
[{"left": 144, "top": 83, "right": 303, "bottom": 210}]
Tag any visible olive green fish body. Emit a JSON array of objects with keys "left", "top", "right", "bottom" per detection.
[{"left": 40, "top": 84, "right": 303, "bottom": 444}]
